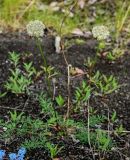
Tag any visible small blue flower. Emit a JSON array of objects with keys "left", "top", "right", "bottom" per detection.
[
  {"left": 18, "top": 147, "right": 26, "bottom": 156},
  {"left": 9, "top": 153, "right": 17, "bottom": 160},
  {"left": 0, "top": 150, "right": 5, "bottom": 160},
  {"left": 0, "top": 147, "right": 26, "bottom": 160},
  {"left": 17, "top": 147, "right": 26, "bottom": 160}
]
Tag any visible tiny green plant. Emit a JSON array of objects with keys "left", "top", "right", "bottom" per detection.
[
  {"left": 22, "top": 136, "right": 47, "bottom": 150},
  {"left": 115, "top": 124, "right": 126, "bottom": 136},
  {"left": 46, "top": 113, "right": 60, "bottom": 127},
  {"left": 111, "top": 111, "right": 117, "bottom": 123},
  {"left": 75, "top": 115, "right": 114, "bottom": 152},
  {"left": 75, "top": 108, "right": 126, "bottom": 153},
  {"left": 106, "top": 52, "right": 118, "bottom": 61},
  {"left": 41, "top": 65, "right": 58, "bottom": 79},
  {"left": 0, "top": 112, "right": 25, "bottom": 143},
  {"left": 9, "top": 111, "right": 24, "bottom": 122},
  {"left": 106, "top": 49, "right": 124, "bottom": 61},
  {"left": 5, "top": 52, "right": 36, "bottom": 94},
  {"left": 76, "top": 128, "right": 113, "bottom": 152},
  {"left": 0, "top": 112, "right": 48, "bottom": 147},
  {"left": 55, "top": 95, "right": 65, "bottom": 107},
  {"left": 8, "top": 51, "right": 20, "bottom": 67},
  {"left": 90, "top": 71, "right": 120, "bottom": 96},
  {"left": 39, "top": 92, "right": 61, "bottom": 129},
  {"left": 75, "top": 81, "right": 92, "bottom": 110},
  {"left": 110, "top": 111, "right": 126, "bottom": 136},
  {"left": 39, "top": 93, "right": 54, "bottom": 116},
  {"left": 23, "top": 62, "right": 36, "bottom": 77},
  {"left": 99, "top": 75, "right": 119, "bottom": 95},
  {"left": 95, "top": 129, "right": 113, "bottom": 151},
  {"left": 89, "top": 114, "right": 106, "bottom": 127},
  {"left": 0, "top": 92, "right": 7, "bottom": 98},
  {"left": 84, "top": 57, "right": 97, "bottom": 70},
  {"left": 46, "top": 142, "right": 63, "bottom": 159},
  {"left": 5, "top": 69, "right": 31, "bottom": 94}
]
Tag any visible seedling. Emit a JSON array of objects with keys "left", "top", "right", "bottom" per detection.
[
  {"left": 5, "top": 71, "right": 32, "bottom": 94},
  {"left": 23, "top": 62, "right": 36, "bottom": 77},
  {"left": 111, "top": 111, "right": 117, "bottom": 123},
  {"left": 96, "top": 129, "right": 113, "bottom": 151},
  {"left": 85, "top": 57, "right": 97, "bottom": 69},
  {"left": 75, "top": 81, "right": 92, "bottom": 110},
  {"left": 39, "top": 93, "right": 54, "bottom": 116},
  {"left": 0, "top": 112, "right": 47, "bottom": 146},
  {"left": 55, "top": 95, "right": 65, "bottom": 107},
  {"left": 106, "top": 49, "right": 123, "bottom": 61},
  {"left": 9, "top": 51, "right": 20, "bottom": 67},
  {"left": 115, "top": 124, "right": 126, "bottom": 136},
  {"left": 106, "top": 52, "right": 117, "bottom": 61},
  {"left": 90, "top": 71, "right": 120, "bottom": 96},
  {"left": 84, "top": 57, "right": 97, "bottom": 74},
  {"left": 10, "top": 111, "right": 24, "bottom": 122},
  {"left": 46, "top": 142, "right": 63, "bottom": 159},
  {"left": 22, "top": 136, "right": 47, "bottom": 150},
  {"left": 76, "top": 114, "right": 114, "bottom": 152},
  {"left": 5, "top": 52, "right": 36, "bottom": 94},
  {"left": 0, "top": 92, "right": 7, "bottom": 98},
  {"left": 41, "top": 65, "right": 58, "bottom": 79}
]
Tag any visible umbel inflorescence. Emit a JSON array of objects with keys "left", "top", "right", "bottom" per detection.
[
  {"left": 26, "top": 20, "right": 45, "bottom": 38},
  {"left": 92, "top": 25, "right": 110, "bottom": 40}
]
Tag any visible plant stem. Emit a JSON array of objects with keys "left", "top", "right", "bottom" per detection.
[
  {"left": 65, "top": 64, "right": 71, "bottom": 120},
  {"left": 35, "top": 38, "right": 52, "bottom": 96},
  {"left": 36, "top": 38, "right": 47, "bottom": 68},
  {"left": 87, "top": 100, "right": 95, "bottom": 160}
]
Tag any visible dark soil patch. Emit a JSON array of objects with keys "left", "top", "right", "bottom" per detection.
[{"left": 0, "top": 32, "right": 130, "bottom": 159}]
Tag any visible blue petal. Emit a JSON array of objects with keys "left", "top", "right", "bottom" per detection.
[
  {"left": 0, "top": 150, "right": 6, "bottom": 160},
  {"left": 17, "top": 148, "right": 26, "bottom": 160},
  {"left": 18, "top": 147, "right": 26, "bottom": 156},
  {"left": 9, "top": 153, "right": 17, "bottom": 160}
]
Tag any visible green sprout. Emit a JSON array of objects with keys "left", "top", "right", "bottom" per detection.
[
  {"left": 5, "top": 52, "right": 36, "bottom": 94},
  {"left": 90, "top": 71, "right": 120, "bottom": 96},
  {"left": 55, "top": 95, "right": 65, "bottom": 107},
  {"left": 75, "top": 81, "right": 92, "bottom": 110},
  {"left": 46, "top": 142, "right": 63, "bottom": 159}
]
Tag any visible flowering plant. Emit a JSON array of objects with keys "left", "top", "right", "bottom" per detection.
[
  {"left": 92, "top": 25, "right": 110, "bottom": 41},
  {"left": 26, "top": 20, "right": 52, "bottom": 95},
  {"left": 0, "top": 147, "right": 26, "bottom": 160},
  {"left": 92, "top": 25, "right": 110, "bottom": 56},
  {"left": 0, "top": 150, "right": 5, "bottom": 160},
  {"left": 26, "top": 20, "right": 45, "bottom": 38}
]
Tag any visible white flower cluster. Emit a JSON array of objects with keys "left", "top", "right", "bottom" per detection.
[
  {"left": 26, "top": 20, "right": 45, "bottom": 38},
  {"left": 92, "top": 25, "right": 110, "bottom": 40}
]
